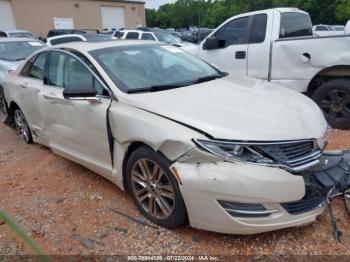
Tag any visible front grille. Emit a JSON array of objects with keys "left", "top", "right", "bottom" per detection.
[
  {"left": 256, "top": 141, "right": 321, "bottom": 171},
  {"left": 281, "top": 197, "right": 325, "bottom": 215}
]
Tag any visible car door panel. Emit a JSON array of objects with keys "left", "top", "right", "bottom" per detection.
[
  {"left": 39, "top": 51, "right": 112, "bottom": 176},
  {"left": 199, "top": 16, "right": 250, "bottom": 76}
]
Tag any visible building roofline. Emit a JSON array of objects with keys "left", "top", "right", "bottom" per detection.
[{"left": 93, "top": 0, "right": 145, "bottom": 4}]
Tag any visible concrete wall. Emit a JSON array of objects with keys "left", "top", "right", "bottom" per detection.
[{"left": 11, "top": 0, "right": 145, "bottom": 38}]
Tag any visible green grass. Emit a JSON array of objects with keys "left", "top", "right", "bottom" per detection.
[{"left": 0, "top": 209, "right": 50, "bottom": 261}]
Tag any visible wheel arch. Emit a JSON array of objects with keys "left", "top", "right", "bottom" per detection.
[{"left": 308, "top": 65, "right": 350, "bottom": 95}]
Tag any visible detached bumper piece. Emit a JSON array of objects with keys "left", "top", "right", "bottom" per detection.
[{"left": 282, "top": 151, "right": 350, "bottom": 215}]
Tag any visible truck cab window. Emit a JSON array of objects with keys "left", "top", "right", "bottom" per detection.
[
  {"left": 280, "top": 12, "right": 312, "bottom": 38},
  {"left": 215, "top": 16, "right": 249, "bottom": 47},
  {"left": 125, "top": 32, "right": 139, "bottom": 40},
  {"left": 250, "top": 14, "right": 267, "bottom": 43}
]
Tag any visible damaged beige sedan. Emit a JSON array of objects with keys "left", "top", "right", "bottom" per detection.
[{"left": 3, "top": 41, "right": 350, "bottom": 235}]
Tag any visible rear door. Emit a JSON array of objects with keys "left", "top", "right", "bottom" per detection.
[
  {"left": 39, "top": 50, "right": 112, "bottom": 175},
  {"left": 13, "top": 52, "right": 48, "bottom": 132},
  {"left": 198, "top": 16, "right": 250, "bottom": 76}
]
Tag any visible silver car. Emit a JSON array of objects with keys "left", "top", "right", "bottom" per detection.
[{"left": 0, "top": 37, "right": 45, "bottom": 113}]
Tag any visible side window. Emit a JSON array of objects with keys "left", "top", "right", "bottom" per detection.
[
  {"left": 47, "top": 52, "right": 107, "bottom": 96},
  {"left": 0, "top": 31, "right": 7, "bottom": 37},
  {"left": 114, "top": 31, "right": 124, "bottom": 38},
  {"left": 50, "top": 37, "right": 83, "bottom": 46},
  {"left": 47, "top": 52, "right": 66, "bottom": 88},
  {"left": 215, "top": 17, "right": 249, "bottom": 47},
  {"left": 249, "top": 14, "right": 267, "bottom": 44},
  {"left": 29, "top": 53, "right": 47, "bottom": 80},
  {"left": 141, "top": 33, "right": 155, "bottom": 40},
  {"left": 125, "top": 32, "right": 139, "bottom": 39},
  {"left": 21, "top": 52, "right": 47, "bottom": 80},
  {"left": 316, "top": 26, "right": 327, "bottom": 31}
]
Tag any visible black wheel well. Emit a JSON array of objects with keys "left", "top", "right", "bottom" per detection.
[
  {"left": 4, "top": 101, "right": 20, "bottom": 127},
  {"left": 122, "top": 141, "right": 149, "bottom": 192},
  {"left": 308, "top": 66, "right": 350, "bottom": 96}
]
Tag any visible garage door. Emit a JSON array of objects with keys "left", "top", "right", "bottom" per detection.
[
  {"left": 101, "top": 6, "right": 125, "bottom": 30},
  {"left": 0, "top": 0, "right": 16, "bottom": 30}
]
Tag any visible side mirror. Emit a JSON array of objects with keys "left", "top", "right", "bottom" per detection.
[
  {"left": 203, "top": 36, "right": 219, "bottom": 50},
  {"left": 63, "top": 85, "right": 97, "bottom": 99}
]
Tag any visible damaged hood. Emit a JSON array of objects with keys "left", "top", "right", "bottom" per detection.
[{"left": 121, "top": 76, "right": 327, "bottom": 141}]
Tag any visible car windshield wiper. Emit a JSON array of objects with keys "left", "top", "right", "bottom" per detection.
[
  {"left": 193, "top": 73, "right": 227, "bottom": 84},
  {"left": 128, "top": 83, "right": 189, "bottom": 94}
]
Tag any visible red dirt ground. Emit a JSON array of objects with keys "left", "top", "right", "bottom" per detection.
[{"left": 1, "top": 115, "right": 350, "bottom": 256}]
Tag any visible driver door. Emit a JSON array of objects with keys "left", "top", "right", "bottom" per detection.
[
  {"left": 38, "top": 50, "right": 112, "bottom": 176},
  {"left": 199, "top": 16, "right": 250, "bottom": 76}
]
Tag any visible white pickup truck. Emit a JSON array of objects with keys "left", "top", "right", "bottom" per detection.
[{"left": 184, "top": 8, "right": 350, "bottom": 129}]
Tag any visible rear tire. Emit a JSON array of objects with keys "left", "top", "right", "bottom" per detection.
[
  {"left": 312, "top": 79, "right": 350, "bottom": 130},
  {"left": 13, "top": 108, "right": 33, "bottom": 144},
  {"left": 126, "top": 146, "right": 187, "bottom": 228},
  {"left": 0, "top": 85, "right": 6, "bottom": 114}
]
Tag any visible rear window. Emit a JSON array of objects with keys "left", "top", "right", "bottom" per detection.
[
  {"left": 280, "top": 12, "right": 312, "bottom": 38},
  {"left": 125, "top": 32, "right": 139, "bottom": 39}
]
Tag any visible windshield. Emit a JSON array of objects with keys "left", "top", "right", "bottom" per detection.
[
  {"left": 91, "top": 45, "right": 225, "bottom": 93},
  {"left": 0, "top": 41, "right": 44, "bottom": 61},
  {"left": 154, "top": 33, "right": 182, "bottom": 44},
  {"left": 8, "top": 32, "right": 33, "bottom": 38}
]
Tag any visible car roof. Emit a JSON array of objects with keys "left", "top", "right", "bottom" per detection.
[
  {"left": 1, "top": 29, "right": 31, "bottom": 33},
  {"left": 54, "top": 40, "right": 162, "bottom": 52},
  {"left": 0, "top": 37, "right": 39, "bottom": 42}
]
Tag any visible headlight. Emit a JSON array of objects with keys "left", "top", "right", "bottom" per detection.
[
  {"left": 317, "top": 125, "right": 332, "bottom": 150},
  {"left": 193, "top": 139, "right": 274, "bottom": 164}
]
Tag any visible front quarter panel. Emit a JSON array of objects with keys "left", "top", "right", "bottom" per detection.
[{"left": 108, "top": 102, "right": 207, "bottom": 187}]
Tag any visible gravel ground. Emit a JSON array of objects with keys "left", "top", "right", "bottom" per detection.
[{"left": 1, "top": 112, "right": 350, "bottom": 256}]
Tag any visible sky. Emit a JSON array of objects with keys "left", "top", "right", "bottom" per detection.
[{"left": 144, "top": 0, "right": 176, "bottom": 9}]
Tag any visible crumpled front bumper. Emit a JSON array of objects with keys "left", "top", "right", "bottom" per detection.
[{"left": 173, "top": 150, "right": 350, "bottom": 235}]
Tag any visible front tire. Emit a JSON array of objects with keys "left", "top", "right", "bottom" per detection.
[
  {"left": 13, "top": 109, "right": 33, "bottom": 144},
  {"left": 126, "top": 146, "right": 187, "bottom": 228},
  {"left": 312, "top": 79, "right": 350, "bottom": 130},
  {"left": 0, "top": 86, "right": 6, "bottom": 114}
]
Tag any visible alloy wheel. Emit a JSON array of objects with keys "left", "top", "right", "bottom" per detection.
[
  {"left": 14, "top": 109, "right": 31, "bottom": 143},
  {"left": 319, "top": 89, "right": 350, "bottom": 122},
  {"left": 131, "top": 158, "right": 176, "bottom": 220}
]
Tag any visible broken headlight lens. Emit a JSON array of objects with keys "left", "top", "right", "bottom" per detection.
[{"left": 194, "top": 139, "right": 274, "bottom": 164}]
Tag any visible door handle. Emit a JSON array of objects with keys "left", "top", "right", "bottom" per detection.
[
  {"left": 43, "top": 94, "right": 59, "bottom": 101},
  {"left": 19, "top": 84, "right": 28, "bottom": 89},
  {"left": 235, "top": 51, "right": 246, "bottom": 59}
]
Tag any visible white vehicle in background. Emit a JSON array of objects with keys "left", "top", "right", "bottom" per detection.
[
  {"left": 332, "top": 25, "right": 345, "bottom": 32},
  {"left": 46, "top": 33, "right": 113, "bottom": 46},
  {"left": 312, "top": 25, "right": 342, "bottom": 36},
  {"left": 0, "top": 38, "right": 45, "bottom": 113},
  {"left": 183, "top": 8, "right": 350, "bottom": 130},
  {"left": 0, "top": 30, "right": 34, "bottom": 38},
  {"left": 345, "top": 20, "right": 350, "bottom": 35},
  {"left": 114, "top": 29, "right": 193, "bottom": 47}
]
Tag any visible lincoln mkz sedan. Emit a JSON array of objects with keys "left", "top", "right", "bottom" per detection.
[{"left": 3, "top": 41, "right": 350, "bottom": 234}]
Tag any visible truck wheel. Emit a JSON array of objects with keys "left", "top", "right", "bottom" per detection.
[
  {"left": 312, "top": 79, "right": 350, "bottom": 130},
  {"left": 0, "top": 85, "right": 6, "bottom": 114}
]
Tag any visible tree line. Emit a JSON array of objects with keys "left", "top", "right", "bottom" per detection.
[{"left": 146, "top": 0, "right": 350, "bottom": 29}]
